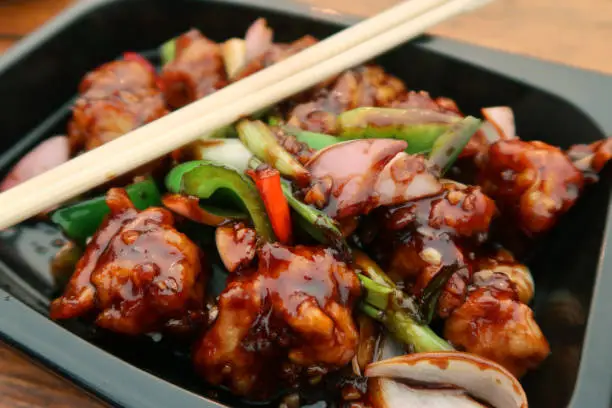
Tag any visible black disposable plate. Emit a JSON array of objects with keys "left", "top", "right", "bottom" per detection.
[{"left": 1, "top": 0, "right": 612, "bottom": 407}]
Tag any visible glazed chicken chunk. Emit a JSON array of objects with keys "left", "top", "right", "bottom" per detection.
[
  {"left": 160, "top": 29, "right": 228, "bottom": 109},
  {"left": 68, "top": 55, "right": 168, "bottom": 152},
  {"left": 444, "top": 272, "right": 550, "bottom": 377},
  {"left": 50, "top": 188, "right": 206, "bottom": 335},
  {"left": 288, "top": 66, "right": 406, "bottom": 134},
  {"left": 478, "top": 140, "right": 585, "bottom": 235},
  {"left": 373, "top": 182, "right": 497, "bottom": 317},
  {"left": 194, "top": 241, "right": 360, "bottom": 399}
]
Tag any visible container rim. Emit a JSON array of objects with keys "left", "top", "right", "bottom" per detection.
[{"left": 0, "top": 1, "right": 612, "bottom": 407}]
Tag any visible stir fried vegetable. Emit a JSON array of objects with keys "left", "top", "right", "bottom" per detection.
[
  {"left": 237, "top": 120, "right": 310, "bottom": 182},
  {"left": 428, "top": 116, "right": 482, "bottom": 175},
  {"left": 338, "top": 107, "right": 460, "bottom": 153},
  {"left": 355, "top": 252, "right": 452, "bottom": 352},
  {"left": 247, "top": 166, "right": 293, "bottom": 244},
  {"left": 166, "top": 161, "right": 275, "bottom": 241},
  {"left": 160, "top": 38, "right": 177, "bottom": 65}
]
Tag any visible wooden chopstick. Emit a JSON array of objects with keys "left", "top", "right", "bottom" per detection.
[{"left": 0, "top": 0, "right": 493, "bottom": 230}]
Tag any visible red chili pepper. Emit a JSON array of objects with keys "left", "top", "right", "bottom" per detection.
[{"left": 247, "top": 166, "right": 293, "bottom": 244}]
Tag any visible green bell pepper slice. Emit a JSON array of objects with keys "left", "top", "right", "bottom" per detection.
[
  {"left": 338, "top": 107, "right": 462, "bottom": 154},
  {"left": 50, "top": 179, "right": 162, "bottom": 245},
  {"left": 165, "top": 161, "right": 275, "bottom": 241}
]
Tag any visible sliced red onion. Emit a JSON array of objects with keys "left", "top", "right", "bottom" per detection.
[
  {"left": 245, "top": 18, "right": 273, "bottom": 62},
  {"left": 306, "top": 139, "right": 408, "bottom": 218},
  {"left": 1, "top": 136, "right": 70, "bottom": 192},
  {"left": 366, "top": 352, "right": 527, "bottom": 408},
  {"left": 370, "top": 378, "right": 487, "bottom": 408},
  {"left": 375, "top": 152, "right": 442, "bottom": 206},
  {"left": 481, "top": 107, "right": 516, "bottom": 140}
]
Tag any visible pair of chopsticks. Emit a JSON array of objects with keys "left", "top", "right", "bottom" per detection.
[{"left": 0, "top": 0, "right": 492, "bottom": 230}]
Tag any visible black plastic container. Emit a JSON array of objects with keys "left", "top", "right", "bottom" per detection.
[{"left": 1, "top": 1, "right": 612, "bottom": 407}]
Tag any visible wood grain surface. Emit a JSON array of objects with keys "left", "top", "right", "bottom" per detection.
[{"left": 0, "top": 0, "right": 610, "bottom": 407}]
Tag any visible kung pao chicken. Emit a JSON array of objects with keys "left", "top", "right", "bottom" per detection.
[{"left": 4, "top": 18, "right": 612, "bottom": 408}]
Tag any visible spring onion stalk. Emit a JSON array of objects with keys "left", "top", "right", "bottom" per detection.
[
  {"left": 166, "top": 161, "right": 275, "bottom": 241},
  {"left": 283, "top": 182, "right": 350, "bottom": 257},
  {"left": 427, "top": 116, "right": 482, "bottom": 176},
  {"left": 237, "top": 120, "right": 310, "bottom": 182},
  {"left": 354, "top": 252, "right": 452, "bottom": 352},
  {"left": 353, "top": 249, "right": 396, "bottom": 287},
  {"left": 338, "top": 107, "right": 462, "bottom": 154},
  {"left": 160, "top": 38, "right": 177, "bottom": 65}
]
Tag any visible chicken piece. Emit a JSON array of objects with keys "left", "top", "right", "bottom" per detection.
[
  {"left": 392, "top": 90, "right": 460, "bottom": 113},
  {"left": 473, "top": 248, "right": 534, "bottom": 304},
  {"left": 373, "top": 183, "right": 496, "bottom": 317},
  {"left": 193, "top": 243, "right": 360, "bottom": 399},
  {"left": 68, "top": 56, "right": 168, "bottom": 152},
  {"left": 50, "top": 188, "right": 206, "bottom": 335},
  {"left": 160, "top": 29, "right": 228, "bottom": 109},
  {"left": 233, "top": 35, "right": 318, "bottom": 81},
  {"left": 478, "top": 140, "right": 584, "bottom": 235},
  {"left": 444, "top": 272, "right": 550, "bottom": 377},
  {"left": 381, "top": 182, "right": 497, "bottom": 238},
  {"left": 567, "top": 136, "right": 612, "bottom": 182},
  {"left": 287, "top": 66, "right": 406, "bottom": 134},
  {"left": 304, "top": 139, "right": 442, "bottom": 219}
]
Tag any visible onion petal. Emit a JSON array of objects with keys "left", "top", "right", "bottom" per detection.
[
  {"left": 370, "top": 378, "right": 487, "bottom": 408},
  {"left": 245, "top": 18, "right": 273, "bottom": 61},
  {"left": 481, "top": 107, "right": 516, "bottom": 140},
  {"left": 365, "top": 352, "right": 527, "bottom": 408},
  {"left": 1, "top": 136, "right": 70, "bottom": 192}
]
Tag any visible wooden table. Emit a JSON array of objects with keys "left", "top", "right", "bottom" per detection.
[{"left": 0, "top": 0, "right": 610, "bottom": 407}]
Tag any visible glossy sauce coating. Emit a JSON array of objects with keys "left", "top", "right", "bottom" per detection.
[
  {"left": 215, "top": 223, "right": 257, "bottom": 273},
  {"left": 473, "top": 248, "right": 534, "bottom": 304},
  {"left": 372, "top": 183, "right": 496, "bottom": 317},
  {"left": 305, "top": 140, "right": 442, "bottom": 219},
  {"left": 68, "top": 58, "right": 168, "bottom": 152},
  {"left": 444, "top": 272, "right": 550, "bottom": 377},
  {"left": 193, "top": 243, "right": 360, "bottom": 399},
  {"left": 478, "top": 140, "right": 584, "bottom": 235},
  {"left": 50, "top": 189, "right": 206, "bottom": 335},
  {"left": 272, "top": 126, "right": 316, "bottom": 165},
  {"left": 160, "top": 29, "right": 228, "bottom": 109}
]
